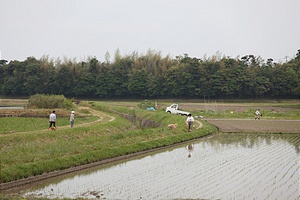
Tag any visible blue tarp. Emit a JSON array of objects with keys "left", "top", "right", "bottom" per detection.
[{"left": 146, "top": 107, "right": 155, "bottom": 111}]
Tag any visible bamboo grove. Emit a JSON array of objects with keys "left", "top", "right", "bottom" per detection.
[{"left": 1, "top": 50, "right": 300, "bottom": 99}]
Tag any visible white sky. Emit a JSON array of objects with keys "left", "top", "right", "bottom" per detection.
[{"left": 0, "top": 0, "right": 300, "bottom": 62}]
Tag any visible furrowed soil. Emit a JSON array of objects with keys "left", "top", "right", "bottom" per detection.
[{"left": 206, "top": 119, "right": 300, "bottom": 133}]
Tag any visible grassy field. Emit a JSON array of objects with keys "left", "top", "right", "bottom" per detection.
[
  {"left": 0, "top": 115, "right": 99, "bottom": 135},
  {"left": 0, "top": 100, "right": 217, "bottom": 184}
]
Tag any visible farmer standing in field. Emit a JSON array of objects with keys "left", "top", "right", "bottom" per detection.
[
  {"left": 49, "top": 110, "right": 56, "bottom": 129},
  {"left": 186, "top": 113, "right": 194, "bottom": 132},
  {"left": 255, "top": 109, "right": 261, "bottom": 120},
  {"left": 70, "top": 111, "right": 75, "bottom": 128}
]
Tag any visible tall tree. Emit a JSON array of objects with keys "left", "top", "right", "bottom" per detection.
[{"left": 128, "top": 69, "right": 150, "bottom": 98}]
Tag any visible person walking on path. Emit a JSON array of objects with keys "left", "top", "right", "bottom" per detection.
[
  {"left": 186, "top": 113, "right": 194, "bottom": 132},
  {"left": 255, "top": 109, "right": 261, "bottom": 120},
  {"left": 49, "top": 110, "right": 56, "bottom": 129},
  {"left": 70, "top": 111, "right": 75, "bottom": 128}
]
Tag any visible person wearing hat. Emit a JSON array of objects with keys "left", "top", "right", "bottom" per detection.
[{"left": 70, "top": 111, "right": 75, "bottom": 127}]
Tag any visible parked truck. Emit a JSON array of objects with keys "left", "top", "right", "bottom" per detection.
[{"left": 165, "top": 104, "right": 190, "bottom": 116}]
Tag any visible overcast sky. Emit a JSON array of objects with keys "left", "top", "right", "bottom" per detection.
[{"left": 1, "top": 0, "right": 300, "bottom": 62}]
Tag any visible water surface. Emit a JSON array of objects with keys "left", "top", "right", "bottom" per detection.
[{"left": 23, "top": 133, "right": 300, "bottom": 199}]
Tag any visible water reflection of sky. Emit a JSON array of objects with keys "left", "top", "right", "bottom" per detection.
[{"left": 24, "top": 133, "right": 300, "bottom": 200}]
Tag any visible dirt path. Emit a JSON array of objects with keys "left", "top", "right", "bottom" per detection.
[
  {"left": 206, "top": 119, "right": 300, "bottom": 133},
  {"left": 75, "top": 106, "right": 115, "bottom": 126},
  {"left": 194, "top": 120, "right": 203, "bottom": 129}
]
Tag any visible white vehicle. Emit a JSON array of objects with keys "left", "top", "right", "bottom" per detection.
[{"left": 165, "top": 104, "right": 190, "bottom": 116}]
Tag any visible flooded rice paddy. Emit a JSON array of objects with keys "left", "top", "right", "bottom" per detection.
[{"left": 22, "top": 133, "right": 300, "bottom": 200}]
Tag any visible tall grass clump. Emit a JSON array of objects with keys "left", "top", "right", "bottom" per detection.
[
  {"left": 28, "top": 94, "right": 73, "bottom": 109},
  {"left": 138, "top": 100, "right": 156, "bottom": 109}
]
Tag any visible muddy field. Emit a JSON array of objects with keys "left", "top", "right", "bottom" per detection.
[{"left": 206, "top": 119, "right": 300, "bottom": 133}]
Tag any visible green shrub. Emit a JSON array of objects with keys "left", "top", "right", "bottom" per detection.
[
  {"left": 138, "top": 100, "right": 156, "bottom": 109},
  {"left": 28, "top": 94, "right": 73, "bottom": 109}
]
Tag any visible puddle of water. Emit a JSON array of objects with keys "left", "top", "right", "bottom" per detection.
[{"left": 21, "top": 133, "right": 300, "bottom": 200}]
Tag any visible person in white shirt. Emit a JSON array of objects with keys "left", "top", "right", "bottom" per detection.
[
  {"left": 49, "top": 110, "right": 56, "bottom": 128},
  {"left": 186, "top": 113, "right": 194, "bottom": 132},
  {"left": 70, "top": 111, "right": 75, "bottom": 128},
  {"left": 255, "top": 109, "right": 261, "bottom": 120}
]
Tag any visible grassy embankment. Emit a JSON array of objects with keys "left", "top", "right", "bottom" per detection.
[{"left": 0, "top": 101, "right": 217, "bottom": 183}]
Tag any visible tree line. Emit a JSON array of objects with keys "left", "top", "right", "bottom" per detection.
[{"left": 1, "top": 49, "right": 300, "bottom": 99}]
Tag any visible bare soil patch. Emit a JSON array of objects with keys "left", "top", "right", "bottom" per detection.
[{"left": 206, "top": 119, "right": 300, "bottom": 133}]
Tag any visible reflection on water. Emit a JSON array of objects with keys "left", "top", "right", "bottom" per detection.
[
  {"left": 23, "top": 133, "right": 300, "bottom": 200},
  {"left": 186, "top": 144, "right": 194, "bottom": 157}
]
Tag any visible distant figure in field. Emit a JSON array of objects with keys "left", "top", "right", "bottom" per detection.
[
  {"left": 49, "top": 110, "right": 56, "bottom": 129},
  {"left": 186, "top": 114, "right": 194, "bottom": 132},
  {"left": 255, "top": 109, "right": 261, "bottom": 120},
  {"left": 70, "top": 111, "right": 75, "bottom": 128}
]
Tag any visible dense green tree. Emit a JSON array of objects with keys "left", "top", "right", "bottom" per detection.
[
  {"left": 163, "top": 67, "right": 182, "bottom": 97},
  {"left": 0, "top": 60, "right": 8, "bottom": 66},
  {"left": 147, "top": 74, "right": 164, "bottom": 97},
  {"left": 178, "top": 55, "right": 203, "bottom": 97},
  {"left": 1, "top": 50, "right": 300, "bottom": 99},
  {"left": 52, "top": 65, "right": 74, "bottom": 96},
  {"left": 22, "top": 57, "right": 43, "bottom": 95},
  {"left": 2, "top": 60, "right": 26, "bottom": 96},
  {"left": 88, "top": 57, "right": 99, "bottom": 74},
  {"left": 74, "top": 72, "right": 96, "bottom": 97},
  {"left": 0, "top": 60, "right": 7, "bottom": 94},
  {"left": 95, "top": 71, "right": 109, "bottom": 98},
  {"left": 24, "top": 67, "right": 41, "bottom": 95},
  {"left": 200, "top": 62, "right": 220, "bottom": 98},
  {"left": 268, "top": 65, "right": 297, "bottom": 97},
  {"left": 128, "top": 69, "right": 150, "bottom": 98},
  {"left": 106, "top": 57, "right": 132, "bottom": 97}
]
